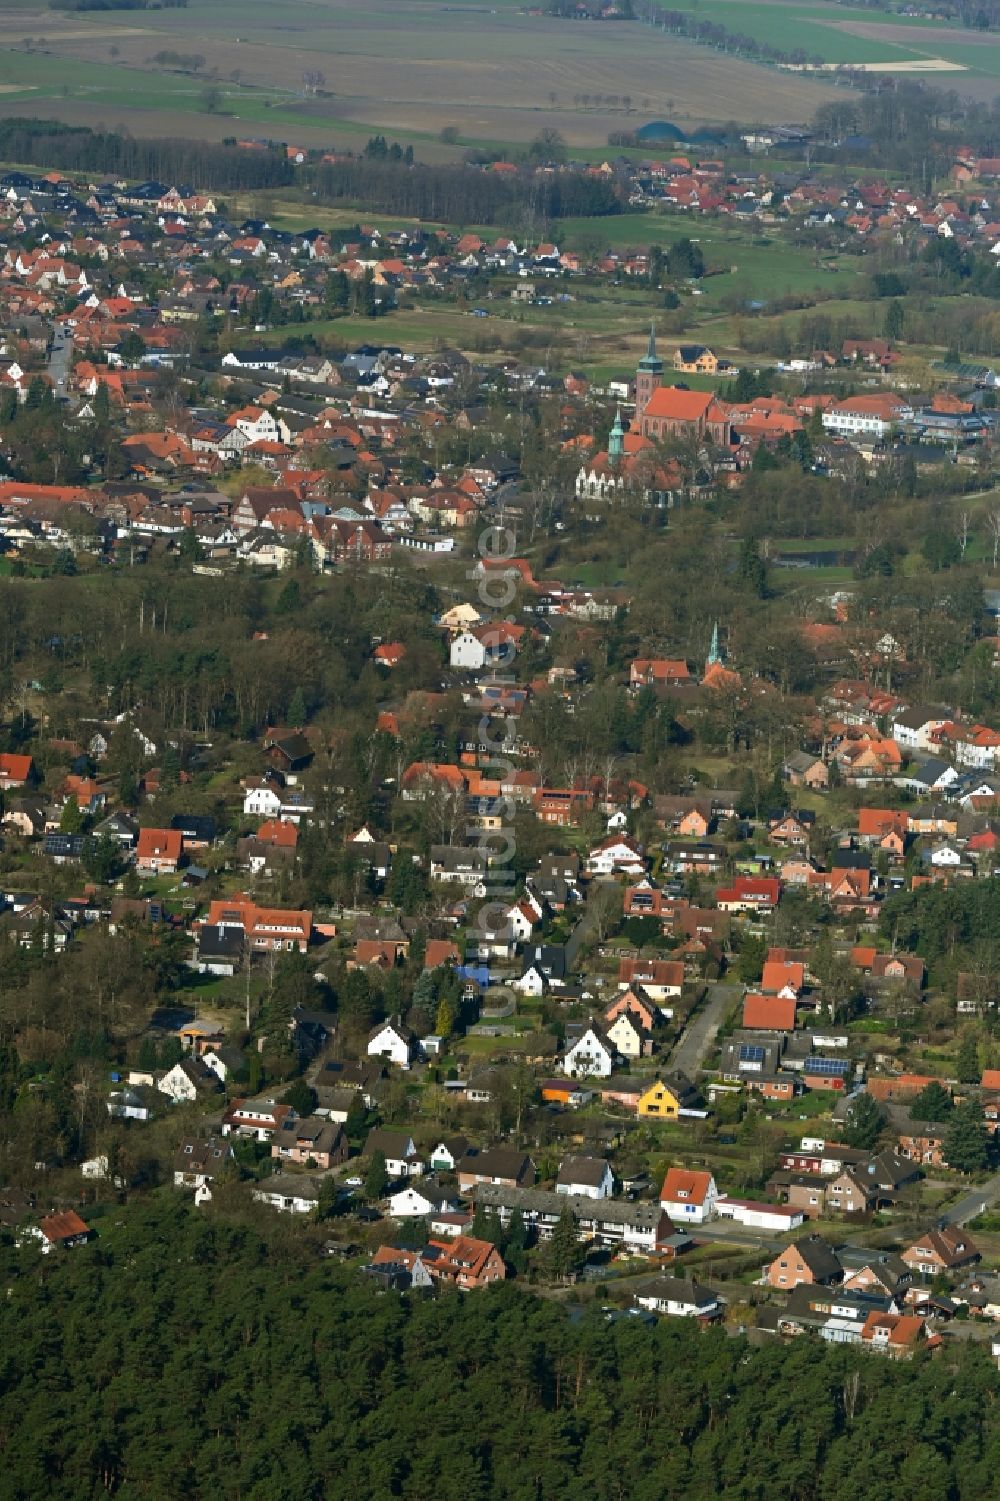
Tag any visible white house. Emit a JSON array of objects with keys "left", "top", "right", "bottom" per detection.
[
  {"left": 556, "top": 1155, "right": 614, "bottom": 1200},
  {"left": 587, "top": 836, "right": 646, "bottom": 878},
  {"left": 562, "top": 1024, "right": 616, "bottom": 1079},
  {"left": 387, "top": 1181, "right": 457, "bottom": 1218},
  {"left": 891, "top": 709, "right": 946, "bottom": 753},
  {"left": 232, "top": 407, "right": 291, "bottom": 445},
  {"left": 514, "top": 962, "right": 549, "bottom": 997},
  {"left": 821, "top": 395, "right": 912, "bottom": 440},
  {"left": 660, "top": 1167, "right": 718, "bottom": 1225},
  {"left": 367, "top": 1019, "right": 416, "bottom": 1069},
  {"left": 505, "top": 898, "right": 539, "bottom": 944},
  {"left": 243, "top": 785, "right": 283, "bottom": 819},
  {"left": 366, "top": 1129, "right": 423, "bottom": 1179},
  {"left": 253, "top": 1174, "right": 322, "bottom": 1215},
  {"left": 202, "top": 1048, "right": 241, "bottom": 1083},
  {"left": 450, "top": 630, "right": 488, "bottom": 672},
  {"left": 222, "top": 1096, "right": 292, "bottom": 1141},
  {"left": 107, "top": 1088, "right": 154, "bottom": 1122},
  {"left": 157, "top": 1058, "right": 217, "bottom": 1104},
  {"left": 633, "top": 1275, "right": 721, "bottom": 1319},
  {"left": 955, "top": 729, "right": 1000, "bottom": 770},
  {"left": 929, "top": 843, "right": 963, "bottom": 867},
  {"left": 428, "top": 1137, "right": 468, "bottom": 1172}
]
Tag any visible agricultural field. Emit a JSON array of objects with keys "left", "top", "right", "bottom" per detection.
[
  {"left": 666, "top": 0, "right": 1000, "bottom": 94},
  {"left": 0, "top": 0, "right": 846, "bottom": 151}
]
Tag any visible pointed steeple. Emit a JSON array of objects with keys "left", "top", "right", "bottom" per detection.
[
  {"left": 638, "top": 320, "right": 662, "bottom": 372},
  {"left": 708, "top": 621, "right": 721, "bottom": 667},
  {"left": 608, "top": 405, "right": 624, "bottom": 464}
]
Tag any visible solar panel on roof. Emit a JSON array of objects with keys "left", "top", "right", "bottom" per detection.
[
  {"left": 805, "top": 1056, "right": 849, "bottom": 1075},
  {"left": 739, "top": 1044, "right": 766, "bottom": 1063}
]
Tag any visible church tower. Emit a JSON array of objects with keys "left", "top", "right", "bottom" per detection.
[
  {"left": 635, "top": 322, "right": 663, "bottom": 421},
  {"left": 608, "top": 406, "right": 624, "bottom": 466},
  {"left": 707, "top": 621, "right": 721, "bottom": 668}
]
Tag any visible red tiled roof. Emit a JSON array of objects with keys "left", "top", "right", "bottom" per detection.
[
  {"left": 742, "top": 993, "right": 797, "bottom": 1031},
  {"left": 661, "top": 1166, "right": 713, "bottom": 1204}
]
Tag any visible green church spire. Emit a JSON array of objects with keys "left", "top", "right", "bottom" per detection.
[
  {"left": 708, "top": 621, "right": 721, "bottom": 666},
  {"left": 608, "top": 405, "right": 624, "bottom": 463},
  {"left": 638, "top": 321, "right": 662, "bottom": 372}
]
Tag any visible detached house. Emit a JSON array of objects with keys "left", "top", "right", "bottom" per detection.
[
  {"left": 365, "top": 1128, "right": 423, "bottom": 1179},
  {"left": 33, "top": 1210, "right": 93, "bottom": 1253},
  {"left": 660, "top": 1167, "right": 718, "bottom": 1224},
  {"left": 903, "top": 1226, "right": 980, "bottom": 1278},
  {"left": 637, "top": 1074, "right": 701, "bottom": 1121},
  {"left": 457, "top": 1147, "right": 535, "bottom": 1195},
  {"left": 135, "top": 827, "right": 183, "bottom": 874},
  {"left": 222, "top": 1096, "right": 294, "bottom": 1142},
  {"left": 421, "top": 1235, "right": 507, "bottom": 1290},
  {"left": 563, "top": 1023, "right": 616, "bottom": 1079},
  {"left": 0, "top": 753, "right": 34, "bottom": 790},
  {"left": 606, "top": 1010, "right": 654, "bottom": 1059},
  {"left": 158, "top": 1057, "right": 223, "bottom": 1103},
  {"left": 173, "top": 1136, "right": 233, "bottom": 1192},
  {"left": 556, "top": 1155, "right": 614, "bottom": 1200},
  {"left": 860, "top": 1311, "right": 926, "bottom": 1358},
  {"left": 634, "top": 1275, "right": 721, "bottom": 1320},
  {"left": 367, "top": 1018, "right": 417, "bottom": 1069},
  {"left": 271, "top": 1116, "right": 349, "bottom": 1171},
  {"left": 587, "top": 836, "right": 646, "bottom": 877},
  {"left": 766, "top": 1234, "right": 843, "bottom": 1290}
]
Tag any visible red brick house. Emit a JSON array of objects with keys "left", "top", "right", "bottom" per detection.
[
  {"left": 902, "top": 1226, "right": 980, "bottom": 1277},
  {"left": 766, "top": 1234, "right": 843, "bottom": 1290},
  {"left": 423, "top": 1235, "right": 507, "bottom": 1290},
  {"left": 629, "top": 658, "right": 691, "bottom": 688}
]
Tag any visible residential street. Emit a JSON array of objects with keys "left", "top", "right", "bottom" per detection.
[
  {"left": 669, "top": 982, "right": 741, "bottom": 1078},
  {"left": 47, "top": 327, "right": 73, "bottom": 397},
  {"left": 940, "top": 1173, "right": 1000, "bottom": 1226}
]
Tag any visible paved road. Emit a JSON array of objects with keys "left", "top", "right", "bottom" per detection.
[
  {"left": 940, "top": 1173, "right": 1000, "bottom": 1226},
  {"left": 669, "top": 982, "right": 741, "bottom": 1079},
  {"left": 48, "top": 327, "right": 73, "bottom": 396}
]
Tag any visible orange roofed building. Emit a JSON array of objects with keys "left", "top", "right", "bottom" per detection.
[
  {"left": 0, "top": 753, "right": 34, "bottom": 788},
  {"left": 659, "top": 1166, "right": 718, "bottom": 1223},
  {"left": 422, "top": 1235, "right": 506, "bottom": 1289},
  {"left": 135, "top": 827, "right": 183, "bottom": 874},
  {"left": 204, "top": 895, "right": 312, "bottom": 953},
  {"left": 256, "top": 819, "right": 299, "bottom": 848},
  {"left": 742, "top": 993, "right": 797, "bottom": 1032}
]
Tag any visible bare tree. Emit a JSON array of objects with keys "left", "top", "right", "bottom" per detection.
[
  {"left": 956, "top": 507, "right": 972, "bottom": 560},
  {"left": 987, "top": 507, "right": 1000, "bottom": 570}
]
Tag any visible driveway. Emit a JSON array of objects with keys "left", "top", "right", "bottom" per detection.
[{"left": 669, "top": 982, "right": 741, "bottom": 1078}]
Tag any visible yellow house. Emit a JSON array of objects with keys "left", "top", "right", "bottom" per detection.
[
  {"left": 673, "top": 344, "right": 719, "bottom": 375},
  {"left": 637, "top": 1078, "right": 683, "bottom": 1120}
]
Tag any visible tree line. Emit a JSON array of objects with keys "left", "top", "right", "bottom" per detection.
[
  {"left": 311, "top": 157, "right": 623, "bottom": 224},
  {"left": 1, "top": 1193, "right": 999, "bottom": 1500},
  {"left": 0, "top": 118, "right": 295, "bottom": 192}
]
